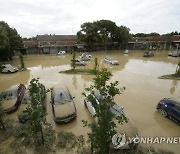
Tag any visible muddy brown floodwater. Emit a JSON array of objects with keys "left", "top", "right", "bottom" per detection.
[{"left": 0, "top": 50, "right": 180, "bottom": 153}]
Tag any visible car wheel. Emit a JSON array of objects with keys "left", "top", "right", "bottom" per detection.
[
  {"left": 8, "top": 70, "right": 11, "bottom": 73},
  {"left": 84, "top": 100, "right": 87, "bottom": 108},
  {"left": 158, "top": 109, "right": 168, "bottom": 117}
]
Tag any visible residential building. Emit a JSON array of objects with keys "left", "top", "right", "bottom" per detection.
[
  {"left": 37, "top": 35, "right": 79, "bottom": 54},
  {"left": 23, "top": 35, "right": 180, "bottom": 53}
]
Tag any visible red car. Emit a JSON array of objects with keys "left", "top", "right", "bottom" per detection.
[{"left": 0, "top": 84, "right": 26, "bottom": 114}]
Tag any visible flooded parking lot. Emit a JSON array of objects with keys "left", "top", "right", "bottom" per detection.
[{"left": 0, "top": 50, "right": 180, "bottom": 153}]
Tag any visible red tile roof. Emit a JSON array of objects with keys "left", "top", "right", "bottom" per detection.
[
  {"left": 23, "top": 41, "right": 38, "bottom": 47},
  {"left": 37, "top": 35, "right": 77, "bottom": 41},
  {"left": 130, "top": 35, "right": 180, "bottom": 43}
]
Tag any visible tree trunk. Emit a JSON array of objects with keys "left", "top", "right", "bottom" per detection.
[
  {"left": 91, "top": 142, "right": 93, "bottom": 154},
  {"left": 0, "top": 120, "right": 6, "bottom": 131},
  {"left": 104, "top": 42, "right": 106, "bottom": 51},
  {"left": 119, "top": 44, "right": 121, "bottom": 50},
  {"left": 40, "top": 127, "right": 44, "bottom": 145}
]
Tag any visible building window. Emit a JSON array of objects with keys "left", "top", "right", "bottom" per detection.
[
  {"left": 50, "top": 42, "right": 56, "bottom": 46},
  {"left": 39, "top": 42, "right": 48, "bottom": 46}
]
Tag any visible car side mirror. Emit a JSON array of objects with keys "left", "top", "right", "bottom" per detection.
[
  {"left": 121, "top": 106, "right": 124, "bottom": 110},
  {"left": 72, "top": 96, "right": 75, "bottom": 99}
]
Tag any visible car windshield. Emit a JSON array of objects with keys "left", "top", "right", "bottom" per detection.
[
  {"left": 54, "top": 90, "right": 72, "bottom": 104},
  {"left": 0, "top": 90, "right": 17, "bottom": 100}
]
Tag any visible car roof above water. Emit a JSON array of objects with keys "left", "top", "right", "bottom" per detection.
[
  {"left": 105, "top": 55, "right": 114, "bottom": 60},
  {"left": 164, "top": 97, "right": 180, "bottom": 104},
  {"left": 2, "top": 64, "right": 13, "bottom": 67},
  {"left": 52, "top": 85, "right": 72, "bottom": 104},
  {"left": 93, "top": 91, "right": 123, "bottom": 115}
]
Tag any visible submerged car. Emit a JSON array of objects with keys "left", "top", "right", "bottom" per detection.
[
  {"left": 57, "top": 51, "right": 66, "bottom": 55},
  {"left": 143, "top": 51, "right": 154, "bottom": 57},
  {"left": 171, "top": 51, "right": 180, "bottom": 57},
  {"left": 168, "top": 51, "right": 173, "bottom": 56},
  {"left": 124, "top": 50, "right": 129, "bottom": 54},
  {"left": 50, "top": 85, "right": 76, "bottom": 124},
  {"left": 80, "top": 52, "right": 92, "bottom": 59},
  {"left": 1, "top": 64, "right": 18, "bottom": 73},
  {"left": 156, "top": 97, "right": 180, "bottom": 124},
  {"left": 71, "top": 59, "right": 86, "bottom": 66},
  {"left": 84, "top": 91, "right": 138, "bottom": 149},
  {"left": 17, "top": 84, "right": 46, "bottom": 123},
  {"left": 79, "top": 55, "right": 91, "bottom": 61},
  {"left": 0, "top": 84, "right": 26, "bottom": 114},
  {"left": 104, "top": 55, "right": 119, "bottom": 65},
  {"left": 79, "top": 52, "right": 92, "bottom": 61}
]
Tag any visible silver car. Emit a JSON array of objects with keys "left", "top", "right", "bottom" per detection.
[
  {"left": 104, "top": 55, "right": 119, "bottom": 65},
  {"left": 124, "top": 50, "right": 129, "bottom": 54},
  {"left": 57, "top": 51, "right": 66, "bottom": 55},
  {"left": 79, "top": 52, "right": 92, "bottom": 61},
  {"left": 80, "top": 52, "right": 92, "bottom": 58},
  {"left": 84, "top": 91, "right": 138, "bottom": 150},
  {"left": 1, "top": 64, "right": 18, "bottom": 73},
  {"left": 172, "top": 51, "right": 180, "bottom": 57},
  {"left": 71, "top": 59, "right": 86, "bottom": 66}
]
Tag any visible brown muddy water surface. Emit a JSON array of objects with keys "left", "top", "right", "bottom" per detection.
[{"left": 0, "top": 50, "right": 180, "bottom": 153}]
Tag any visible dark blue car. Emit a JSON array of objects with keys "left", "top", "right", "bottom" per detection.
[{"left": 156, "top": 98, "right": 180, "bottom": 124}]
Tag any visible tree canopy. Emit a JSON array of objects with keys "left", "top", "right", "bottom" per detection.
[
  {"left": 0, "top": 21, "right": 23, "bottom": 61},
  {"left": 133, "top": 32, "right": 160, "bottom": 37},
  {"left": 82, "top": 69, "right": 127, "bottom": 153},
  {"left": 163, "top": 31, "right": 180, "bottom": 36},
  {"left": 133, "top": 31, "right": 180, "bottom": 37},
  {"left": 22, "top": 36, "right": 37, "bottom": 41},
  {"left": 77, "top": 20, "right": 131, "bottom": 50}
]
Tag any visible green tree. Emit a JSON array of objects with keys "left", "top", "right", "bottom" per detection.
[
  {"left": 77, "top": 20, "right": 131, "bottom": 51},
  {"left": 77, "top": 22, "right": 100, "bottom": 50},
  {"left": 133, "top": 32, "right": 160, "bottom": 37},
  {"left": 18, "top": 52, "right": 25, "bottom": 69},
  {"left": 71, "top": 52, "right": 76, "bottom": 70},
  {"left": 23, "top": 36, "right": 37, "bottom": 41},
  {"left": 0, "top": 21, "right": 23, "bottom": 61},
  {"left": 113, "top": 26, "right": 131, "bottom": 49},
  {"left": 96, "top": 20, "right": 117, "bottom": 50},
  {"left": 82, "top": 69, "right": 127, "bottom": 153},
  {"left": 22, "top": 78, "right": 47, "bottom": 145}
]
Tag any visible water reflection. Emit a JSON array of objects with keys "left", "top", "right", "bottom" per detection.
[
  {"left": 72, "top": 75, "right": 77, "bottom": 89},
  {"left": 0, "top": 70, "right": 30, "bottom": 91},
  {"left": 153, "top": 111, "right": 180, "bottom": 135},
  {"left": 170, "top": 80, "right": 178, "bottom": 95}
]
